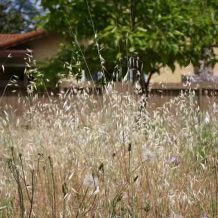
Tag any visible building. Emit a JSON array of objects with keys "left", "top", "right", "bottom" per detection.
[
  {"left": 0, "top": 29, "right": 62, "bottom": 90},
  {"left": 151, "top": 48, "right": 218, "bottom": 83},
  {"left": 0, "top": 29, "right": 218, "bottom": 91}
]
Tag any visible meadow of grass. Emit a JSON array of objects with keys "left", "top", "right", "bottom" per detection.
[{"left": 0, "top": 91, "right": 218, "bottom": 218}]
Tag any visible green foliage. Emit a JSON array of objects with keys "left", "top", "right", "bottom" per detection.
[
  {"left": 179, "top": 0, "right": 218, "bottom": 67},
  {"left": 39, "top": 0, "right": 218, "bottom": 86},
  {"left": 0, "top": 0, "right": 40, "bottom": 33},
  {"left": 38, "top": 41, "right": 105, "bottom": 87},
  {"left": 0, "top": 1, "right": 24, "bottom": 33}
]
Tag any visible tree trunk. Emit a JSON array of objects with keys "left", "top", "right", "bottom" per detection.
[
  {"left": 138, "top": 69, "right": 155, "bottom": 96},
  {"left": 138, "top": 70, "right": 155, "bottom": 111},
  {"left": 130, "top": 0, "right": 136, "bottom": 31}
]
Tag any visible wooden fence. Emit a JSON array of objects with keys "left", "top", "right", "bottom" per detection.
[
  {"left": 1, "top": 82, "right": 218, "bottom": 113},
  {"left": 151, "top": 82, "right": 218, "bottom": 111},
  {"left": 111, "top": 82, "right": 218, "bottom": 111}
]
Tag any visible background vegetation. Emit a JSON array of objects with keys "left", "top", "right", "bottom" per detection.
[
  {"left": 1, "top": 0, "right": 217, "bottom": 88},
  {"left": 1, "top": 1, "right": 218, "bottom": 217},
  {"left": 0, "top": 0, "right": 40, "bottom": 33},
  {"left": 39, "top": 0, "right": 218, "bottom": 88}
]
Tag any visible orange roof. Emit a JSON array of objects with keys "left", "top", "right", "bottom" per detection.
[{"left": 0, "top": 29, "right": 46, "bottom": 49}]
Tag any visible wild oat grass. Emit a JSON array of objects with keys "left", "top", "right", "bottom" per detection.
[{"left": 0, "top": 91, "right": 218, "bottom": 217}]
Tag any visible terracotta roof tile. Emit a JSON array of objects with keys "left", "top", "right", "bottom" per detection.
[{"left": 0, "top": 29, "right": 46, "bottom": 49}]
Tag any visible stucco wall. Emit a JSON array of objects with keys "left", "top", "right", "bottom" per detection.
[
  {"left": 25, "top": 33, "right": 63, "bottom": 62},
  {"left": 151, "top": 64, "right": 193, "bottom": 83},
  {"left": 24, "top": 34, "right": 218, "bottom": 83},
  {"left": 151, "top": 47, "right": 218, "bottom": 83}
]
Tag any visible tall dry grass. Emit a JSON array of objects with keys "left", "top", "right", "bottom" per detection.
[{"left": 0, "top": 91, "right": 218, "bottom": 217}]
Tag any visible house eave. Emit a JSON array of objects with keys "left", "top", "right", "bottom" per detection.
[{"left": 0, "top": 29, "right": 46, "bottom": 49}]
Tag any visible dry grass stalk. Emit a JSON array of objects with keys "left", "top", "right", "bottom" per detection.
[{"left": 0, "top": 91, "right": 217, "bottom": 217}]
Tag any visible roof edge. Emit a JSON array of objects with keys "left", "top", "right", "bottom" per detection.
[{"left": 0, "top": 29, "right": 46, "bottom": 49}]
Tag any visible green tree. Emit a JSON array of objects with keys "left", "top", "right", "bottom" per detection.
[
  {"left": 40, "top": 0, "right": 218, "bottom": 93},
  {"left": 0, "top": 0, "right": 40, "bottom": 33},
  {"left": 0, "top": 1, "right": 24, "bottom": 33},
  {"left": 180, "top": 0, "right": 218, "bottom": 71}
]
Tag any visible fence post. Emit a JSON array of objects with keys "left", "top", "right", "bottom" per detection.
[{"left": 199, "top": 84, "right": 203, "bottom": 111}]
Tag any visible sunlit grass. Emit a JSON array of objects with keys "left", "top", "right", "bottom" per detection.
[{"left": 0, "top": 91, "right": 218, "bottom": 217}]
